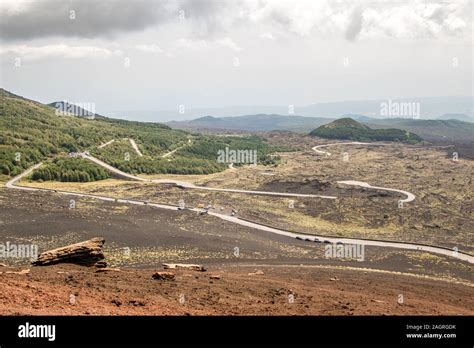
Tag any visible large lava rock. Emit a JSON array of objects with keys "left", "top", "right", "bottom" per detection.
[{"left": 32, "top": 237, "right": 105, "bottom": 266}]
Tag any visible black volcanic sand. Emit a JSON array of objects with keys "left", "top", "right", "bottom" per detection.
[
  {"left": 0, "top": 188, "right": 472, "bottom": 282},
  {"left": 257, "top": 178, "right": 401, "bottom": 199}
]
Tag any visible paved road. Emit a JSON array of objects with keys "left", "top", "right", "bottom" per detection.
[
  {"left": 212, "top": 213, "right": 473, "bottom": 263},
  {"left": 337, "top": 180, "right": 416, "bottom": 203},
  {"left": 6, "top": 163, "right": 472, "bottom": 264},
  {"left": 5, "top": 163, "right": 44, "bottom": 190},
  {"left": 312, "top": 142, "right": 416, "bottom": 203},
  {"left": 82, "top": 153, "right": 337, "bottom": 199},
  {"left": 312, "top": 142, "right": 387, "bottom": 156},
  {"left": 93, "top": 139, "right": 411, "bottom": 203},
  {"left": 83, "top": 154, "right": 147, "bottom": 182}
]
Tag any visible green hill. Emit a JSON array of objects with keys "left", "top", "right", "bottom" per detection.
[
  {"left": 309, "top": 118, "right": 422, "bottom": 143},
  {"left": 316, "top": 117, "right": 371, "bottom": 131},
  {"left": 0, "top": 89, "right": 280, "bottom": 180}
]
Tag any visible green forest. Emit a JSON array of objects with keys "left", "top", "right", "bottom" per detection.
[
  {"left": 92, "top": 135, "right": 282, "bottom": 175},
  {"left": 0, "top": 89, "right": 283, "bottom": 181},
  {"left": 31, "top": 157, "right": 110, "bottom": 182}
]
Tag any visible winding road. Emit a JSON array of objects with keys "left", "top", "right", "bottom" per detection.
[
  {"left": 313, "top": 141, "right": 416, "bottom": 203},
  {"left": 337, "top": 180, "right": 416, "bottom": 203},
  {"left": 82, "top": 153, "right": 337, "bottom": 199},
  {"left": 5, "top": 161, "right": 473, "bottom": 263},
  {"left": 312, "top": 141, "right": 387, "bottom": 156},
  {"left": 95, "top": 139, "right": 412, "bottom": 203},
  {"left": 88, "top": 139, "right": 413, "bottom": 201}
]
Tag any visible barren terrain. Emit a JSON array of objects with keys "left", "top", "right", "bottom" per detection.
[
  {"left": 1, "top": 263, "right": 472, "bottom": 315},
  {"left": 1, "top": 133, "right": 472, "bottom": 315},
  {"left": 21, "top": 134, "right": 474, "bottom": 253}
]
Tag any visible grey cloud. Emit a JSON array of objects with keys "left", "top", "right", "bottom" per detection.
[
  {"left": 177, "top": 0, "right": 248, "bottom": 39},
  {"left": 0, "top": 0, "right": 242, "bottom": 42},
  {"left": 345, "top": 6, "right": 363, "bottom": 41},
  {"left": 427, "top": 6, "right": 450, "bottom": 25},
  {"left": 1, "top": 0, "right": 469, "bottom": 43},
  {"left": 0, "top": 0, "right": 175, "bottom": 41}
]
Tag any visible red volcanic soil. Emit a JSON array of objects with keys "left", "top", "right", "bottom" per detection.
[{"left": 0, "top": 263, "right": 472, "bottom": 315}]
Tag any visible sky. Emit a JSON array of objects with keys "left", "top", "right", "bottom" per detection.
[{"left": 0, "top": 0, "right": 472, "bottom": 120}]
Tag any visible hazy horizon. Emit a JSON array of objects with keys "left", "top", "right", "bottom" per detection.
[
  {"left": 1, "top": 0, "right": 472, "bottom": 121},
  {"left": 2, "top": 86, "right": 473, "bottom": 122}
]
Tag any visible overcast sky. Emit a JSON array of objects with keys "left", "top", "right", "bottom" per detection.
[{"left": 0, "top": 0, "right": 472, "bottom": 119}]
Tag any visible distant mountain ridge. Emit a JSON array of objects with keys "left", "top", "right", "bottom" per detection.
[
  {"left": 115, "top": 96, "right": 473, "bottom": 122},
  {"left": 167, "top": 113, "right": 474, "bottom": 142},
  {"left": 438, "top": 113, "right": 473, "bottom": 122},
  {"left": 167, "top": 114, "right": 334, "bottom": 132}
]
